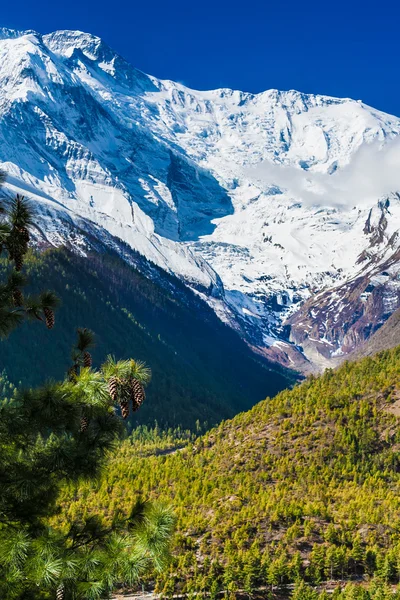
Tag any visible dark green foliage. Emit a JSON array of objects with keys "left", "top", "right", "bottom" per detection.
[
  {"left": 0, "top": 194, "right": 60, "bottom": 337},
  {"left": 0, "top": 248, "right": 296, "bottom": 428},
  {"left": 5, "top": 195, "right": 33, "bottom": 272},
  {"left": 0, "top": 179, "right": 174, "bottom": 598},
  {"left": 76, "top": 327, "right": 95, "bottom": 353},
  {"left": 0, "top": 369, "right": 16, "bottom": 401}
]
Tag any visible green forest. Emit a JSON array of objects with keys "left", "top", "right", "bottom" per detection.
[{"left": 56, "top": 347, "right": 400, "bottom": 599}]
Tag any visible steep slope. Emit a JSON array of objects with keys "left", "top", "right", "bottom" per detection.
[
  {"left": 2, "top": 27, "right": 400, "bottom": 371},
  {"left": 0, "top": 247, "right": 294, "bottom": 428},
  {"left": 347, "top": 305, "right": 400, "bottom": 361},
  {"left": 59, "top": 347, "right": 400, "bottom": 595}
]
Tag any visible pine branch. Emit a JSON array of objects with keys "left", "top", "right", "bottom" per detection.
[
  {"left": 0, "top": 308, "right": 24, "bottom": 338},
  {"left": 6, "top": 271, "right": 27, "bottom": 291},
  {"left": 76, "top": 328, "right": 95, "bottom": 353},
  {"left": 39, "top": 290, "right": 60, "bottom": 310},
  {"left": 0, "top": 223, "right": 10, "bottom": 247},
  {"left": 23, "top": 296, "right": 44, "bottom": 321},
  {"left": 9, "top": 195, "right": 34, "bottom": 229}
]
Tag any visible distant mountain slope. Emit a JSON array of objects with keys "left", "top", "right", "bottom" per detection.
[
  {"left": 59, "top": 346, "right": 400, "bottom": 595},
  {"left": 2, "top": 28, "right": 400, "bottom": 370},
  {"left": 0, "top": 247, "right": 295, "bottom": 428},
  {"left": 347, "top": 305, "right": 400, "bottom": 361}
]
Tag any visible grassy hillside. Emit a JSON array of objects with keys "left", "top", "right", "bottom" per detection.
[
  {"left": 0, "top": 248, "right": 294, "bottom": 428},
  {"left": 58, "top": 347, "right": 400, "bottom": 597}
]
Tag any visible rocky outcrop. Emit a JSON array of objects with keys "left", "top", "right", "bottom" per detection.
[{"left": 286, "top": 240, "right": 400, "bottom": 371}]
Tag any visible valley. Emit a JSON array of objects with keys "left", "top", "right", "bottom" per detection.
[{"left": 0, "top": 248, "right": 294, "bottom": 428}]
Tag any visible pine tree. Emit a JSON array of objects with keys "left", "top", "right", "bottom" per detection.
[
  {"left": 350, "top": 537, "right": 365, "bottom": 576},
  {"left": 291, "top": 580, "right": 319, "bottom": 600},
  {"left": 0, "top": 171, "right": 175, "bottom": 599}
]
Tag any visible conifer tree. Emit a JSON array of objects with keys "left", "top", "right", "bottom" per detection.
[{"left": 0, "top": 171, "right": 175, "bottom": 599}]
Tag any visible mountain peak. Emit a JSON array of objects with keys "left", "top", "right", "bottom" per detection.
[
  {"left": 41, "top": 29, "right": 155, "bottom": 92},
  {"left": 0, "top": 27, "right": 39, "bottom": 41},
  {"left": 43, "top": 29, "right": 107, "bottom": 60}
]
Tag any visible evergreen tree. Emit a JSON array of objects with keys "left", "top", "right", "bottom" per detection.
[
  {"left": 291, "top": 580, "right": 319, "bottom": 600},
  {"left": 0, "top": 172, "right": 175, "bottom": 599}
]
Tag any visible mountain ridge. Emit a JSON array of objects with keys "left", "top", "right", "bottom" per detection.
[{"left": 2, "top": 27, "right": 400, "bottom": 371}]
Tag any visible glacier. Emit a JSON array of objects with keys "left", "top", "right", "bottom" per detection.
[{"left": 2, "top": 27, "right": 400, "bottom": 371}]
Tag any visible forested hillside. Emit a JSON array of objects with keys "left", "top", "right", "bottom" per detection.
[
  {"left": 0, "top": 248, "right": 294, "bottom": 428},
  {"left": 58, "top": 347, "right": 400, "bottom": 597}
]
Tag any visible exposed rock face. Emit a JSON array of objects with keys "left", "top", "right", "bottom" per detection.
[
  {"left": 286, "top": 202, "right": 400, "bottom": 371},
  {"left": 349, "top": 306, "right": 400, "bottom": 361}
]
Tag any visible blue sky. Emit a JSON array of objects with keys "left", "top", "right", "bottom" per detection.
[{"left": 2, "top": 0, "right": 399, "bottom": 115}]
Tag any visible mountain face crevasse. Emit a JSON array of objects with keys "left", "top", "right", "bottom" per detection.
[{"left": 2, "top": 27, "right": 400, "bottom": 372}]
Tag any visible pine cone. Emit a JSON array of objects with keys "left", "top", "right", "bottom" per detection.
[
  {"left": 119, "top": 398, "right": 130, "bottom": 419},
  {"left": 131, "top": 378, "right": 146, "bottom": 411},
  {"left": 14, "top": 253, "right": 23, "bottom": 272},
  {"left": 44, "top": 307, "right": 55, "bottom": 329},
  {"left": 80, "top": 415, "right": 90, "bottom": 432},
  {"left": 19, "top": 226, "right": 30, "bottom": 243},
  {"left": 56, "top": 584, "right": 65, "bottom": 600},
  {"left": 83, "top": 351, "right": 92, "bottom": 368},
  {"left": 67, "top": 364, "right": 79, "bottom": 382},
  {"left": 108, "top": 376, "right": 119, "bottom": 401},
  {"left": 12, "top": 289, "right": 23, "bottom": 307}
]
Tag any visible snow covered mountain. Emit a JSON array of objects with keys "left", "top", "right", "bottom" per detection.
[{"left": 2, "top": 27, "right": 400, "bottom": 372}]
